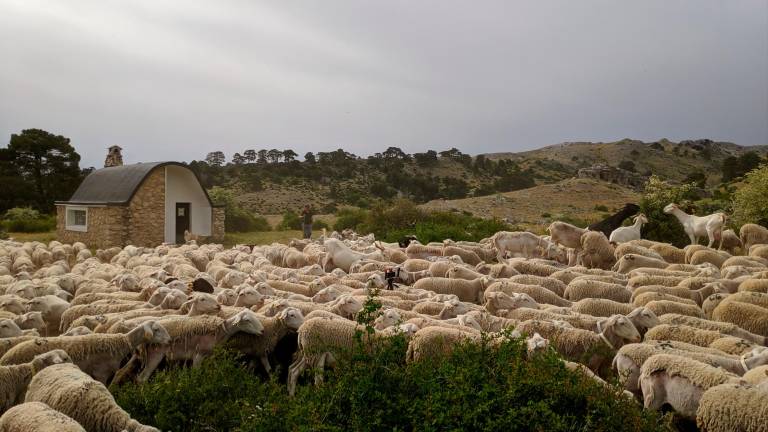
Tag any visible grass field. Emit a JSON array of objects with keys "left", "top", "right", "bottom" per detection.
[
  {"left": 6, "top": 231, "right": 58, "bottom": 243},
  {"left": 5, "top": 229, "right": 308, "bottom": 248}
]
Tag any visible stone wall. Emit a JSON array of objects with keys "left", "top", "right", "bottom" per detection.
[
  {"left": 211, "top": 206, "right": 226, "bottom": 242},
  {"left": 56, "top": 205, "right": 128, "bottom": 249},
  {"left": 127, "top": 167, "right": 166, "bottom": 247}
]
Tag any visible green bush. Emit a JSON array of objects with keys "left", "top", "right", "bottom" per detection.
[
  {"left": 277, "top": 210, "right": 302, "bottom": 231},
  {"left": 114, "top": 339, "right": 669, "bottom": 432},
  {"left": 312, "top": 219, "right": 329, "bottom": 230},
  {"left": 207, "top": 187, "right": 269, "bottom": 232},
  {"left": 333, "top": 207, "right": 368, "bottom": 231},
  {"left": 639, "top": 176, "right": 698, "bottom": 247},
  {"left": 2, "top": 207, "right": 55, "bottom": 232},
  {"left": 732, "top": 164, "right": 768, "bottom": 227}
]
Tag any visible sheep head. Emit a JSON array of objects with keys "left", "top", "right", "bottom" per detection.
[
  {"left": 227, "top": 309, "right": 264, "bottom": 336},
  {"left": 30, "top": 349, "right": 72, "bottom": 372},
  {"left": 278, "top": 307, "right": 304, "bottom": 331},
  {"left": 0, "top": 319, "right": 22, "bottom": 338},
  {"left": 139, "top": 321, "right": 172, "bottom": 345},
  {"left": 183, "top": 293, "right": 221, "bottom": 316},
  {"left": 374, "top": 308, "right": 402, "bottom": 330},
  {"left": 235, "top": 288, "right": 264, "bottom": 308},
  {"left": 526, "top": 333, "right": 549, "bottom": 357}
]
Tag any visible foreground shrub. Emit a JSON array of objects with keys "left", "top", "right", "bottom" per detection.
[
  {"left": 732, "top": 164, "right": 768, "bottom": 227},
  {"left": 2, "top": 207, "right": 55, "bottom": 232},
  {"left": 115, "top": 340, "right": 668, "bottom": 432}
]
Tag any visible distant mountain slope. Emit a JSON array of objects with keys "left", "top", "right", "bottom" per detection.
[
  {"left": 420, "top": 178, "right": 641, "bottom": 232},
  {"left": 200, "top": 138, "right": 765, "bottom": 215},
  {"left": 484, "top": 139, "right": 768, "bottom": 185}
]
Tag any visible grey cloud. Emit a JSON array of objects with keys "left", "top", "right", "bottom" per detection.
[{"left": 1, "top": 0, "right": 766, "bottom": 167}]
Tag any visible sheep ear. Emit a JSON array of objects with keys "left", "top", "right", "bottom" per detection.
[{"left": 143, "top": 324, "right": 153, "bottom": 340}]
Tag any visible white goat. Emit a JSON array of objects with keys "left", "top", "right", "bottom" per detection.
[
  {"left": 663, "top": 204, "right": 726, "bottom": 248},
  {"left": 609, "top": 214, "right": 648, "bottom": 244}
]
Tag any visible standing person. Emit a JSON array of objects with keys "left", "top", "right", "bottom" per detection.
[{"left": 301, "top": 205, "right": 313, "bottom": 239}]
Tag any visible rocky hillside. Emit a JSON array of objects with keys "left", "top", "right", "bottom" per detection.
[{"left": 485, "top": 139, "right": 768, "bottom": 185}]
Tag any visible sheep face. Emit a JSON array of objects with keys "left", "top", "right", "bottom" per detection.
[
  {"left": 605, "top": 315, "right": 642, "bottom": 343},
  {"left": 185, "top": 293, "right": 221, "bottom": 315},
  {"left": 0, "top": 318, "right": 22, "bottom": 338},
  {"left": 312, "top": 286, "right": 340, "bottom": 304},
  {"left": 229, "top": 310, "right": 264, "bottom": 336},
  {"left": 336, "top": 295, "right": 363, "bottom": 317},
  {"left": 216, "top": 289, "right": 237, "bottom": 306},
  {"left": 159, "top": 290, "right": 188, "bottom": 309},
  {"left": 147, "top": 287, "right": 171, "bottom": 306},
  {"left": 0, "top": 297, "right": 26, "bottom": 315},
  {"left": 374, "top": 309, "right": 402, "bottom": 330},
  {"left": 62, "top": 326, "right": 93, "bottom": 336},
  {"left": 278, "top": 307, "right": 304, "bottom": 331},
  {"left": 457, "top": 314, "right": 482, "bottom": 331},
  {"left": 30, "top": 349, "right": 72, "bottom": 370},
  {"left": 626, "top": 307, "right": 659, "bottom": 331},
  {"left": 254, "top": 282, "right": 276, "bottom": 296},
  {"left": 235, "top": 288, "right": 264, "bottom": 308},
  {"left": 526, "top": 333, "right": 549, "bottom": 356},
  {"left": 15, "top": 311, "right": 46, "bottom": 331},
  {"left": 142, "top": 321, "right": 172, "bottom": 345}
]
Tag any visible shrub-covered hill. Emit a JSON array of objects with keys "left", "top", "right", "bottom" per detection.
[{"left": 189, "top": 139, "right": 766, "bottom": 215}]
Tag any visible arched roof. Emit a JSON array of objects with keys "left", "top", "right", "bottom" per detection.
[{"left": 58, "top": 162, "right": 213, "bottom": 206}]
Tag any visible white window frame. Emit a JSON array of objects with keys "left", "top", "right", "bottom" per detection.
[{"left": 65, "top": 206, "right": 88, "bottom": 232}]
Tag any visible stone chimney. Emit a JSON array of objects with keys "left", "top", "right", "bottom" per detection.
[{"left": 104, "top": 145, "right": 123, "bottom": 168}]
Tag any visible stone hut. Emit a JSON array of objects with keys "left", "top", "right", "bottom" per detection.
[{"left": 55, "top": 156, "right": 224, "bottom": 248}]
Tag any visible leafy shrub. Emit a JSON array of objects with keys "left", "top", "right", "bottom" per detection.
[
  {"left": 639, "top": 176, "right": 697, "bottom": 247},
  {"left": 732, "top": 164, "right": 768, "bottom": 227},
  {"left": 207, "top": 187, "right": 268, "bottom": 232},
  {"left": 115, "top": 339, "right": 669, "bottom": 432},
  {"left": 1, "top": 207, "right": 55, "bottom": 232},
  {"left": 333, "top": 207, "right": 368, "bottom": 231},
  {"left": 312, "top": 219, "right": 329, "bottom": 230},
  {"left": 277, "top": 210, "right": 302, "bottom": 231}
]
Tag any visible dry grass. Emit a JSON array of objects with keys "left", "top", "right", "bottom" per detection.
[
  {"left": 420, "top": 178, "right": 640, "bottom": 233},
  {"left": 6, "top": 231, "right": 58, "bottom": 243}
]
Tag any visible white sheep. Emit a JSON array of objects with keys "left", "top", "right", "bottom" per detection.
[
  {"left": 740, "top": 223, "right": 768, "bottom": 251},
  {"left": 0, "top": 401, "right": 86, "bottom": 431},
  {"left": 696, "top": 382, "right": 768, "bottom": 432},
  {"left": 639, "top": 353, "right": 742, "bottom": 419},
  {"left": 25, "top": 362, "right": 160, "bottom": 432},
  {"left": 0, "top": 320, "right": 171, "bottom": 384},
  {"left": 412, "top": 277, "right": 492, "bottom": 304},
  {"left": 226, "top": 307, "right": 304, "bottom": 373},
  {"left": 0, "top": 350, "right": 72, "bottom": 414}
]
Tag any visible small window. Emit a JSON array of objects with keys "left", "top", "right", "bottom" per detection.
[{"left": 66, "top": 207, "right": 88, "bottom": 232}]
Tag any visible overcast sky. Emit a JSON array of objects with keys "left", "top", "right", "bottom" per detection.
[{"left": 1, "top": 1, "right": 766, "bottom": 168}]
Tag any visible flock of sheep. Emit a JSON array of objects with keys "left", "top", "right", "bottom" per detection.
[{"left": 1, "top": 203, "right": 768, "bottom": 431}]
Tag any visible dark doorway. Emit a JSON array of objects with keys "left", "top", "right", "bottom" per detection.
[{"left": 175, "top": 203, "right": 190, "bottom": 244}]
